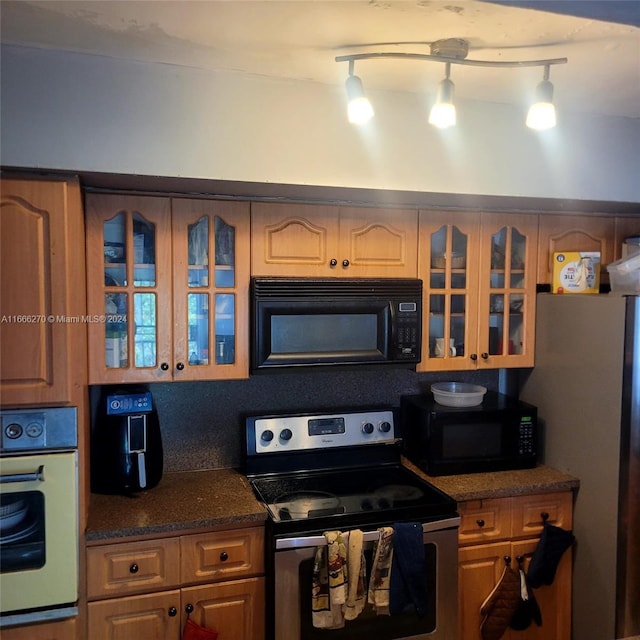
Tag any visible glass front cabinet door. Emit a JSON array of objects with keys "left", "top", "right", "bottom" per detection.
[
  {"left": 418, "top": 211, "right": 538, "bottom": 371},
  {"left": 85, "top": 194, "right": 249, "bottom": 383}
]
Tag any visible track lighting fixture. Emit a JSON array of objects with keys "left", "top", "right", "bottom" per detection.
[
  {"left": 336, "top": 39, "right": 566, "bottom": 130},
  {"left": 526, "top": 65, "right": 557, "bottom": 130},
  {"left": 429, "top": 62, "right": 456, "bottom": 129},
  {"left": 345, "top": 60, "right": 374, "bottom": 124}
]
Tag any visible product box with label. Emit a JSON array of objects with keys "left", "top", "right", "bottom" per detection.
[{"left": 552, "top": 252, "right": 601, "bottom": 294}]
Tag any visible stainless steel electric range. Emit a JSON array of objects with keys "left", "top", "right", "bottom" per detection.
[{"left": 245, "top": 406, "right": 460, "bottom": 640}]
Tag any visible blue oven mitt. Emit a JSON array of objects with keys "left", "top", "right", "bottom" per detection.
[{"left": 527, "top": 522, "right": 574, "bottom": 588}]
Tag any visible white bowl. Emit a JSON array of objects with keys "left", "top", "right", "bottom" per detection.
[{"left": 431, "top": 382, "right": 487, "bottom": 407}]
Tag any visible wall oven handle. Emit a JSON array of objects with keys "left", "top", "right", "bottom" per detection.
[
  {"left": 0, "top": 464, "right": 45, "bottom": 484},
  {"left": 275, "top": 515, "right": 460, "bottom": 550}
]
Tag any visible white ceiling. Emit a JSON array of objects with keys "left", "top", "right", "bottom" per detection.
[{"left": 2, "top": 0, "right": 639, "bottom": 119}]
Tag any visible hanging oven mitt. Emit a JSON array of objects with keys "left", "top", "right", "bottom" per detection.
[
  {"left": 509, "top": 556, "right": 542, "bottom": 631},
  {"left": 527, "top": 522, "right": 574, "bottom": 588},
  {"left": 182, "top": 618, "right": 218, "bottom": 640},
  {"left": 479, "top": 556, "right": 521, "bottom": 640}
]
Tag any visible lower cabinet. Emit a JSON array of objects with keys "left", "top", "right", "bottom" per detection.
[
  {"left": 86, "top": 526, "right": 265, "bottom": 640},
  {"left": 458, "top": 492, "right": 573, "bottom": 640},
  {"left": 0, "top": 618, "right": 77, "bottom": 640}
]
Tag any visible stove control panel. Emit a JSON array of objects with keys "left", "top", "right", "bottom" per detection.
[
  {"left": 1, "top": 407, "right": 78, "bottom": 452},
  {"left": 248, "top": 409, "right": 396, "bottom": 454}
]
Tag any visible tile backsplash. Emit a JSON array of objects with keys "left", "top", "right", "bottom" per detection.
[{"left": 90, "top": 368, "right": 500, "bottom": 472}]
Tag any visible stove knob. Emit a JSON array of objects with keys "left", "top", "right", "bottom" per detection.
[
  {"left": 5, "top": 423, "right": 23, "bottom": 439},
  {"left": 361, "top": 499, "right": 373, "bottom": 511},
  {"left": 260, "top": 430, "right": 274, "bottom": 443},
  {"left": 379, "top": 421, "right": 391, "bottom": 433},
  {"left": 280, "top": 428, "right": 293, "bottom": 441},
  {"left": 362, "top": 422, "right": 374, "bottom": 434}
]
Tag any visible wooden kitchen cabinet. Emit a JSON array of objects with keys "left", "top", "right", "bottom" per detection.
[
  {"left": 0, "top": 617, "right": 77, "bottom": 640},
  {"left": 86, "top": 526, "right": 265, "bottom": 640},
  {"left": 0, "top": 177, "right": 86, "bottom": 406},
  {"left": 85, "top": 194, "right": 250, "bottom": 383},
  {"left": 251, "top": 201, "right": 418, "bottom": 277},
  {"left": 458, "top": 492, "right": 573, "bottom": 640},
  {"left": 418, "top": 210, "right": 538, "bottom": 371}
]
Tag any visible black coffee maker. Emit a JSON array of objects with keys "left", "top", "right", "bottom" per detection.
[{"left": 91, "top": 388, "right": 163, "bottom": 494}]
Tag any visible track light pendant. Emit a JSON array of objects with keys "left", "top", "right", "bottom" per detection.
[
  {"left": 429, "top": 63, "right": 456, "bottom": 129},
  {"left": 527, "top": 66, "right": 557, "bottom": 130},
  {"left": 345, "top": 61, "right": 374, "bottom": 124}
]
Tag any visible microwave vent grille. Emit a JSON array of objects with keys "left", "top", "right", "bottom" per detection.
[{"left": 252, "top": 277, "right": 423, "bottom": 298}]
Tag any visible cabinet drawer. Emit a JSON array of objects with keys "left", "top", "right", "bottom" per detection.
[
  {"left": 181, "top": 527, "right": 264, "bottom": 584},
  {"left": 511, "top": 491, "right": 573, "bottom": 539},
  {"left": 0, "top": 617, "right": 77, "bottom": 640},
  {"left": 458, "top": 498, "right": 512, "bottom": 545},
  {"left": 87, "top": 537, "right": 181, "bottom": 599}
]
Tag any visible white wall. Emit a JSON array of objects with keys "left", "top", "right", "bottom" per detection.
[{"left": 2, "top": 45, "right": 639, "bottom": 203}]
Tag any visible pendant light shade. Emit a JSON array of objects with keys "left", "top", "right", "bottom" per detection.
[
  {"left": 345, "top": 73, "right": 374, "bottom": 124},
  {"left": 526, "top": 67, "right": 557, "bottom": 130},
  {"left": 429, "top": 64, "right": 456, "bottom": 129}
]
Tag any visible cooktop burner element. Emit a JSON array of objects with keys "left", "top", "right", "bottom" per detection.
[{"left": 245, "top": 407, "right": 457, "bottom": 533}]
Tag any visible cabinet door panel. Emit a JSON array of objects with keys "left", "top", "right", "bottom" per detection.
[
  {"left": 88, "top": 590, "right": 181, "bottom": 640},
  {"left": 182, "top": 577, "right": 265, "bottom": 640},
  {"left": 0, "top": 178, "right": 86, "bottom": 405},
  {"left": 0, "top": 617, "right": 76, "bottom": 640},
  {"left": 459, "top": 542, "right": 512, "bottom": 640},
  {"left": 250, "top": 202, "right": 339, "bottom": 276},
  {"left": 458, "top": 498, "right": 512, "bottom": 546},
  {"left": 510, "top": 492, "right": 573, "bottom": 539},
  {"left": 339, "top": 206, "right": 418, "bottom": 277}
]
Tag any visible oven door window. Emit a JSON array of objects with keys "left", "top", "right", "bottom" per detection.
[
  {"left": 298, "top": 543, "right": 437, "bottom": 639},
  {"left": 0, "top": 490, "right": 46, "bottom": 573}
]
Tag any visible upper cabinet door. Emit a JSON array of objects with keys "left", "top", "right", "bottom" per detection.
[
  {"left": 85, "top": 194, "right": 173, "bottom": 384},
  {"left": 251, "top": 202, "right": 418, "bottom": 277},
  {"left": 338, "top": 206, "right": 418, "bottom": 278},
  {"left": 171, "top": 198, "right": 250, "bottom": 380},
  {"left": 418, "top": 210, "right": 481, "bottom": 372},
  {"left": 251, "top": 202, "right": 339, "bottom": 276},
  {"left": 478, "top": 213, "right": 538, "bottom": 369},
  {"left": 0, "top": 177, "right": 86, "bottom": 406}
]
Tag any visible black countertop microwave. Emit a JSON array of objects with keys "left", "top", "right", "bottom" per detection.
[
  {"left": 250, "top": 277, "right": 422, "bottom": 372},
  {"left": 400, "top": 392, "right": 538, "bottom": 476}
]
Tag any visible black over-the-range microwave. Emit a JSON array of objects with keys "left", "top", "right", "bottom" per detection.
[
  {"left": 400, "top": 392, "right": 538, "bottom": 476},
  {"left": 250, "top": 277, "right": 422, "bottom": 372}
]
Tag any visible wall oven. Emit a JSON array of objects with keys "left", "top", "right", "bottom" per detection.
[
  {"left": 245, "top": 407, "right": 459, "bottom": 640},
  {"left": 0, "top": 407, "right": 79, "bottom": 628},
  {"left": 251, "top": 277, "right": 422, "bottom": 371}
]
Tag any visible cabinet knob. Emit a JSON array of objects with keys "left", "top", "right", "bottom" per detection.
[
  {"left": 220, "top": 551, "right": 229, "bottom": 562},
  {"left": 160, "top": 362, "right": 169, "bottom": 371},
  {"left": 470, "top": 354, "right": 478, "bottom": 361},
  {"left": 185, "top": 603, "right": 194, "bottom": 614},
  {"left": 476, "top": 519, "right": 485, "bottom": 528},
  {"left": 168, "top": 607, "right": 178, "bottom": 617},
  {"left": 329, "top": 258, "right": 338, "bottom": 267},
  {"left": 176, "top": 362, "right": 185, "bottom": 371},
  {"left": 342, "top": 259, "right": 350, "bottom": 268},
  {"left": 541, "top": 511, "right": 550, "bottom": 522},
  {"left": 481, "top": 352, "right": 489, "bottom": 360},
  {"left": 129, "top": 563, "right": 139, "bottom": 574}
]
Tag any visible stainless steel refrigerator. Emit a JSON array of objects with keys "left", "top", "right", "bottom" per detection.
[{"left": 520, "top": 293, "right": 639, "bottom": 640}]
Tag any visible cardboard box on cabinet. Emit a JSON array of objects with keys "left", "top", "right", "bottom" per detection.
[{"left": 552, "top": 252, "right": 601, "bottom": 294}]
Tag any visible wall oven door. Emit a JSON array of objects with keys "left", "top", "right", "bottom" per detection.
[
  {"left": 272, "top": 517, "right": 459, "bottom": 640},
  {"left": 0, "top": 451, "right": 78, "bottom": 624}
]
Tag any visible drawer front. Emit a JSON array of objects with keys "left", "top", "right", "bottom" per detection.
[
  {"left": 458, "top": 498, "right": 512, "bottom": 545},
  {"left": 87, "top": 537, "right": 181, "bottom": 599},
  {"left": 181, "top": 527, "right": 264, "bottom": 584},
  {"left": 511, "top": 491, "right": 573, "bottom": 539}
]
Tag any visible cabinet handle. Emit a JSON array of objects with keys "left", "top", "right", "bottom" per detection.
[
  {"left": 168, "top": 607, "right": 178, "bottom": 617},
  {"left": 541, "top": 511, "right": 550, "bottom": 522},
  {"left": 342, "top": 259, "right": 350, "bottom": 268},
  {"left": 129, "top": 563, "right": 139, "bottom": 574},
  {"left": 160, "top": 362, "right": 169, "bottom": 371},
  {"left": 176, "top": 362, "right": 185, "bottom": 371},
  {"left": 329, "top": 258, "right": 338, "bottom": 267},
  {"left": 220, "top": 551, "right": 229, "bottom": 561},
  {"left": 481, "top": 352, "right": 489, "bottom": 360},
  {"left": 185, "top": 604, "right": 194, "bottom": 614},
  {"left": 476, "top": 519, "right": 485, "bottom": 528},
  {"left": 470, "top": 354, "right": 478, "bottom": 361}
]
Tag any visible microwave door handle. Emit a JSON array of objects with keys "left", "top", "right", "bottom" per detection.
[{"left": 0, "top": 464, "right": 45, "bottom": 484}]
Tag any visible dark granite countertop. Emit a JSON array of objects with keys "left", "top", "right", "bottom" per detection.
[
  {"left": 403, "top": 458, "right": 580, "bottom": 502},
  {"left": 85, "top": 468, "right": 267, "bottom": 542},
  {"left": 86, "top": 463, "right": 579, "bottom": 543}
]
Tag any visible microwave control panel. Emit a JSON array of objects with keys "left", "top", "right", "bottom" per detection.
[
  {"left": 393, "top": 301, "right": 420, "bottom": 359},
  {"left": 517, "top": 416, "right": 536, "bottom": 456}
]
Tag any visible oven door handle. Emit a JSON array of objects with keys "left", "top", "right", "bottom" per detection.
[
  {"left": 274, "top": 515, "right": 460, "bottom": 550},
  {"left": 0, "top": 464, "right": 45, "bottom": 484}
]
